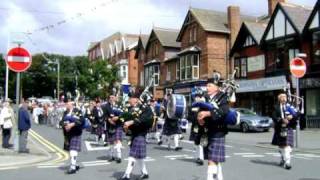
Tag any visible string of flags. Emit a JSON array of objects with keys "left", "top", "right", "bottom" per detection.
[{"left": 26, "top": 0, "right": 119, "bottom": 34}]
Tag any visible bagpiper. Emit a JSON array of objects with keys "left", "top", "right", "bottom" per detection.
[
  {"left": 61, "top": 101, "right": 85, "bottom": 174},
  {"left": 271, "top": 93, "right": 297, "bottom": 170},
  {"left": 197, "top": 73, "right": 229, "bottom": 180},
  {"left": 120, "top": 89, "right": 153, "bottom": 180}
]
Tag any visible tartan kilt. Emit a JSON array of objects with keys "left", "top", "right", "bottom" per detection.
[
  {"left": 69, "top": 135, "right": 82, "bottom": 152},
  {"left": 207, "top": 137, "right": 226, "bottom": 162},
  {"left": 108, "top": 126, "right": 123, "bottom": 143},
  {"left": 162, "top": 121, "right": 181, "bottom": 136},
  {"left": 271, "top": 128, "right": 294, "bottom": 147},
  {"left": 129, "top": 135, "right": 146, "bottom": 159},
  {"left": 95, "top": 125, "right": 105, "bottom": 136}
]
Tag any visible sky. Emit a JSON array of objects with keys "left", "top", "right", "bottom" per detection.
[{"left": 0, "top": 0, "right": 317, "bottom": 56}]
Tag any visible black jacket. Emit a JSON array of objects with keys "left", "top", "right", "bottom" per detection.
[
  {"left": 62, "top": 108, "right": 84, "bottom": 137},
  {"left": 205, "top": 92, "right": 229, "bottom": 139},
  {"left": 130, "top": 104, "right": 153, "bottom": 137}
]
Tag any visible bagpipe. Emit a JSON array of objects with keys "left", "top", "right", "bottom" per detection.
[{"left": 191, "top": 70, "right": 240, "bottom": 126}]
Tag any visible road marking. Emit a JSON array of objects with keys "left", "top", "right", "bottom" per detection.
[
  {"left": 164, "top": 154, "right": 193, "bottom": 160},
  {"left": 0, "top": 167, "right": 19, "bottom": 170},
  {"left": 83, "top": 162, "right": 110, "bottom": 167},
  {"left": 234, "top": 153, "right": 255, "bottom": 155},
  {"left": 292, "top": 156, "right": 311, "bottom": 160},
  {"left": 29, "top": 129, "right": 69, "bottom": 163},
  {"left": 180, "top": 140, "right": 233, "bottom": 148},
  {"left": 159, "top": 144, "right": 195, "bottom": 152},
  {"left": 242, "top": 155, "right": 265, "bottom": 158},
  {"left": 294, "top": 154, "right": 320, "bottom": 158},
  {"left": 124, "top": 157, "right": 155, "bottom": 162},
  {"left": 37, "top": 165, "right": 61, "bottom": 169},
  {"left": 82, "top": 160, "right": 109, "bottom": 164},
  {"left": 85, "top": 141, "right": 111, "bottom": 151}
]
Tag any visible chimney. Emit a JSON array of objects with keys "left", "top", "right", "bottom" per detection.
[
  {"left": 228, "top": 6, "right": 240, "bottom": 47},
  {"left": 268, "top": 0, "right": 287, "bottom": 16}
]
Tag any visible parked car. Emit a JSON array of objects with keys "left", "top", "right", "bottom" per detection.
[{"left": 228, "top": 108, "right": 273, "bottom": 133}]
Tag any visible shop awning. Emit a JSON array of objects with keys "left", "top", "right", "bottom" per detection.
[{"left": 236, "top": 76, "right": 287, "bottom": 93}]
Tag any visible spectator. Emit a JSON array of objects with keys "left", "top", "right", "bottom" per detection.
[
  {"left": 18, "top": 100, "right": 31, "bottom": 153},
  {"left": 0, "top": 99, "right": 15, "bottom": 148}
]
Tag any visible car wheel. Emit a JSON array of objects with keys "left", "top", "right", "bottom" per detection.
[{"left": 240, "top": 123, "right": 249, "bottom": 133}]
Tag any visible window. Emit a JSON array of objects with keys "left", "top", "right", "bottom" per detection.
[
  {"left": 310, "top": 11, "right": 319, "bottom": 29},
  {"left": 274, "top": 10, "right": 285, "bottom": 38},
  {"left": 176, "top": 60, "right": 180, "bottom": 80},
  {"left": 312, "top": 32, "right": 320, "bottom": 64},
  {"left": 243, "top": 36, "right": 255, "bottom": 47},
  {"left": 144, "top": 65, "right": 160, "bottom": 86},
  {"left": 193, "top": 27, "right": 197, "bottom": 42},
  {"left": 234, "top": 57, "right": 247, "bottom": 78},
  {"left": 192, "top": 54, "right": 199, "bottom": 79},
  {"left": 288, "top": 49, "right": 300, "bottom": 64},
  {"left": 179, "top": 54, "right": 199, "bottom": 80},
  {"left": 189, "top": 26, "right": 197, "bottom": 43}
]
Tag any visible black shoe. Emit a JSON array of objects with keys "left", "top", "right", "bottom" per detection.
[
  {"left": 157, "top": 141, "right": 162, "bottom": 146},
  {"left": 120, "top": 175, "right": 130, "bottom": 180},
  {"left": 116, "top": 158, "right": 122, "bottom": 164},
  {"left": 284, "top": 163, "right": 292, "bottom": 170},
  {"left": 139, "top": 174, "right": 149, "bottom": 179},
  {"left": 66, "top": 168, "right": 77, "bottom": 174},
  {"left": 76, "top": 165, "right": 80, "bottom": 171},
  {"left": 196, "top": 158, "right": 204, "bottom": 166},
  {"left": 279, "top": 160, "right": 285, "bottom": 166},
  {"left": 175, "top": 147, "right": 183, "bottom": 151},
  {"left": 108, "top": 157, "right": 115, "bottom": 162}
]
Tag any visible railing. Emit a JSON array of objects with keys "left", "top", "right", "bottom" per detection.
[{"left": 306, "top": 116, "right": 320, "bottom": 128}]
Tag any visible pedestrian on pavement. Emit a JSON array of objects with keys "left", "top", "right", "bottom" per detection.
[
  {"left": 18, "top": 100, "right": 31, "bottom": 153},
  {"left": 120, "top": 89, "right": 153, "bottom": 180},
  {"left": 61, "top": 101, "right": 85, "bottom": 174},
  {"left": 271, "top": 93, "right": 297, "bottom": 170},
  {"left": 0, "top": 99, "right": 15, "bottom": 149},
  {"left": 197, "top": 72, "right": 229, "bottom": 180}
]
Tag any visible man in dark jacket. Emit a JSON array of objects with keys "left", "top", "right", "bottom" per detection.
[
  {"left": 18, "top": 100, "right": 31, "bottom": 153},
  {"left": 120, "top": 90, "right": 153, "bottom": 180},
  {"left": 61, "top": 101, "right": 85, "bottom": 174}
]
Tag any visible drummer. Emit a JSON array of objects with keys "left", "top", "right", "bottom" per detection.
[{"left": 158, "top": 93, "right": 183, "bottom": 151}]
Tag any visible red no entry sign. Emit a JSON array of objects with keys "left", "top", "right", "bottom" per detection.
[
  {"left": 6, "top": 47, "right": 32, "bottom": 72},
  {"left": 290, "top": 57, "right": 306, "bottom": 78}
]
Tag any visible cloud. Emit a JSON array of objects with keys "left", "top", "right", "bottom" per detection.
[{"left": 0, "top": 0, "right": 317, "bottom": 56}]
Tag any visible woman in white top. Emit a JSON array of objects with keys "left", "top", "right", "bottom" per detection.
[{"left": 0, "top": 100, "right": 15, "bottom": 148}]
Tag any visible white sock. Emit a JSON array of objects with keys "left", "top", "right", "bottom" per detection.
[
  {"left": 198, "top": 145, "right": 204, "bottom": 160},
  {"left": 109, "top": 145, "right": 114, "bottom": 158},
  {"left": 174, "top": 134, "right": 179, "bottom": 148},
  {"left": 70, "top": 150, "right": 78, "bottom": 169},
  {"left": 137, "top": 159, "right": 148, "bottom": 175},
  {"left": 207, "top": 165, "right": 218, "bottom": 180},
  {"left": 101, "top": 134, "right": 106, "bottom": 143},
  {"left": 95, "top": 135, "right": 99, "bottom": 143},
  {"left": 155, "top": 132, "right": 161, "bottom": 142},
  {"left": 284, "top": 146, "right": 292, "bottom": 164},
  {"left": 115, "top": 143, "right": 122, "bottom": 159},
  {"left": 279, "top": 148, "right": 284, "bottom": 161},
  {"left": 124, "top": 157, "right": 136, "bottom": 177},
  {"left": 217, "top": 163, "right": 223, "bottom": 180}
]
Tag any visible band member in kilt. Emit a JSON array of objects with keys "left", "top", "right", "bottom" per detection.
[
  {"left": 159, "top": 94, "right": 183, "bottom": 151},
  {"left": 197, "top": 74, "right": 229, "bottom": 180},
  {"left": 189, "top": 90, "right": 206, "bottom": 166},
  {"left": 271, "top": 93, "right": 297, "bottom": 170},
  {"left": 121, "top": 90, "right": 153, "bottom": 180},
  {"left": 92, "top": 100, "right": 106, "bottom": 145},
  {"left": 61, "top": 101, "right": 85, "bottom": 174},
  {"left": 104, "top": 95, "right": 124, "bottom": 163}
]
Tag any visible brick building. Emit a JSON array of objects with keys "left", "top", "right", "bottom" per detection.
[
  {"left": 143, "top": 27, "right": 181, "bottom": 99},
  {"left": 87, "top": 32, "right": 140, "bottom": 86},
  {"left": 168, "top": 7, "right": 255, "bottom": 105},
  {"left": 231, "top": 0, "right": 320, "bottom": 127}
]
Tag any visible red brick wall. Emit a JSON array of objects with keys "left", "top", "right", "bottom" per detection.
[{"left": 128, "top": 49, "right": 139, "bottom": 86}]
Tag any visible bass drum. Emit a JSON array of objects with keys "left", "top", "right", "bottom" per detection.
[{"left": 166, "top": 94, "right": 187, "bottom": 119}]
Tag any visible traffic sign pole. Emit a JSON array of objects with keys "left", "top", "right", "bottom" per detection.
[
  {"left": 296, "top": 77, "right": 300, "bottom": 148},
  {"left": 16, "top": 73, "right": 20, "bottom": 105}
]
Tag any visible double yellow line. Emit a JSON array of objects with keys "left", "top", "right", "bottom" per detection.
[{"left": 29, "top": 129, "right": 69, "bottom": 164}]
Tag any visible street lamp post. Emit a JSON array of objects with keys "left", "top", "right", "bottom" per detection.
[{"left": 43, "top": 55, "right": 60, "bottom": 100}]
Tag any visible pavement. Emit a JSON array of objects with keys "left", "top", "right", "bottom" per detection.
[
  {"left": 227, "top": 128, "right": 320, "bottom": 154},
  {"left": 0, "top": 127, "right": 68, "bottom": 170}
]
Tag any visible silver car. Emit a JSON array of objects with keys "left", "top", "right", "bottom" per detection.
[{"left": 228, "top": 108, "right": 273, "bottom": 133}]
